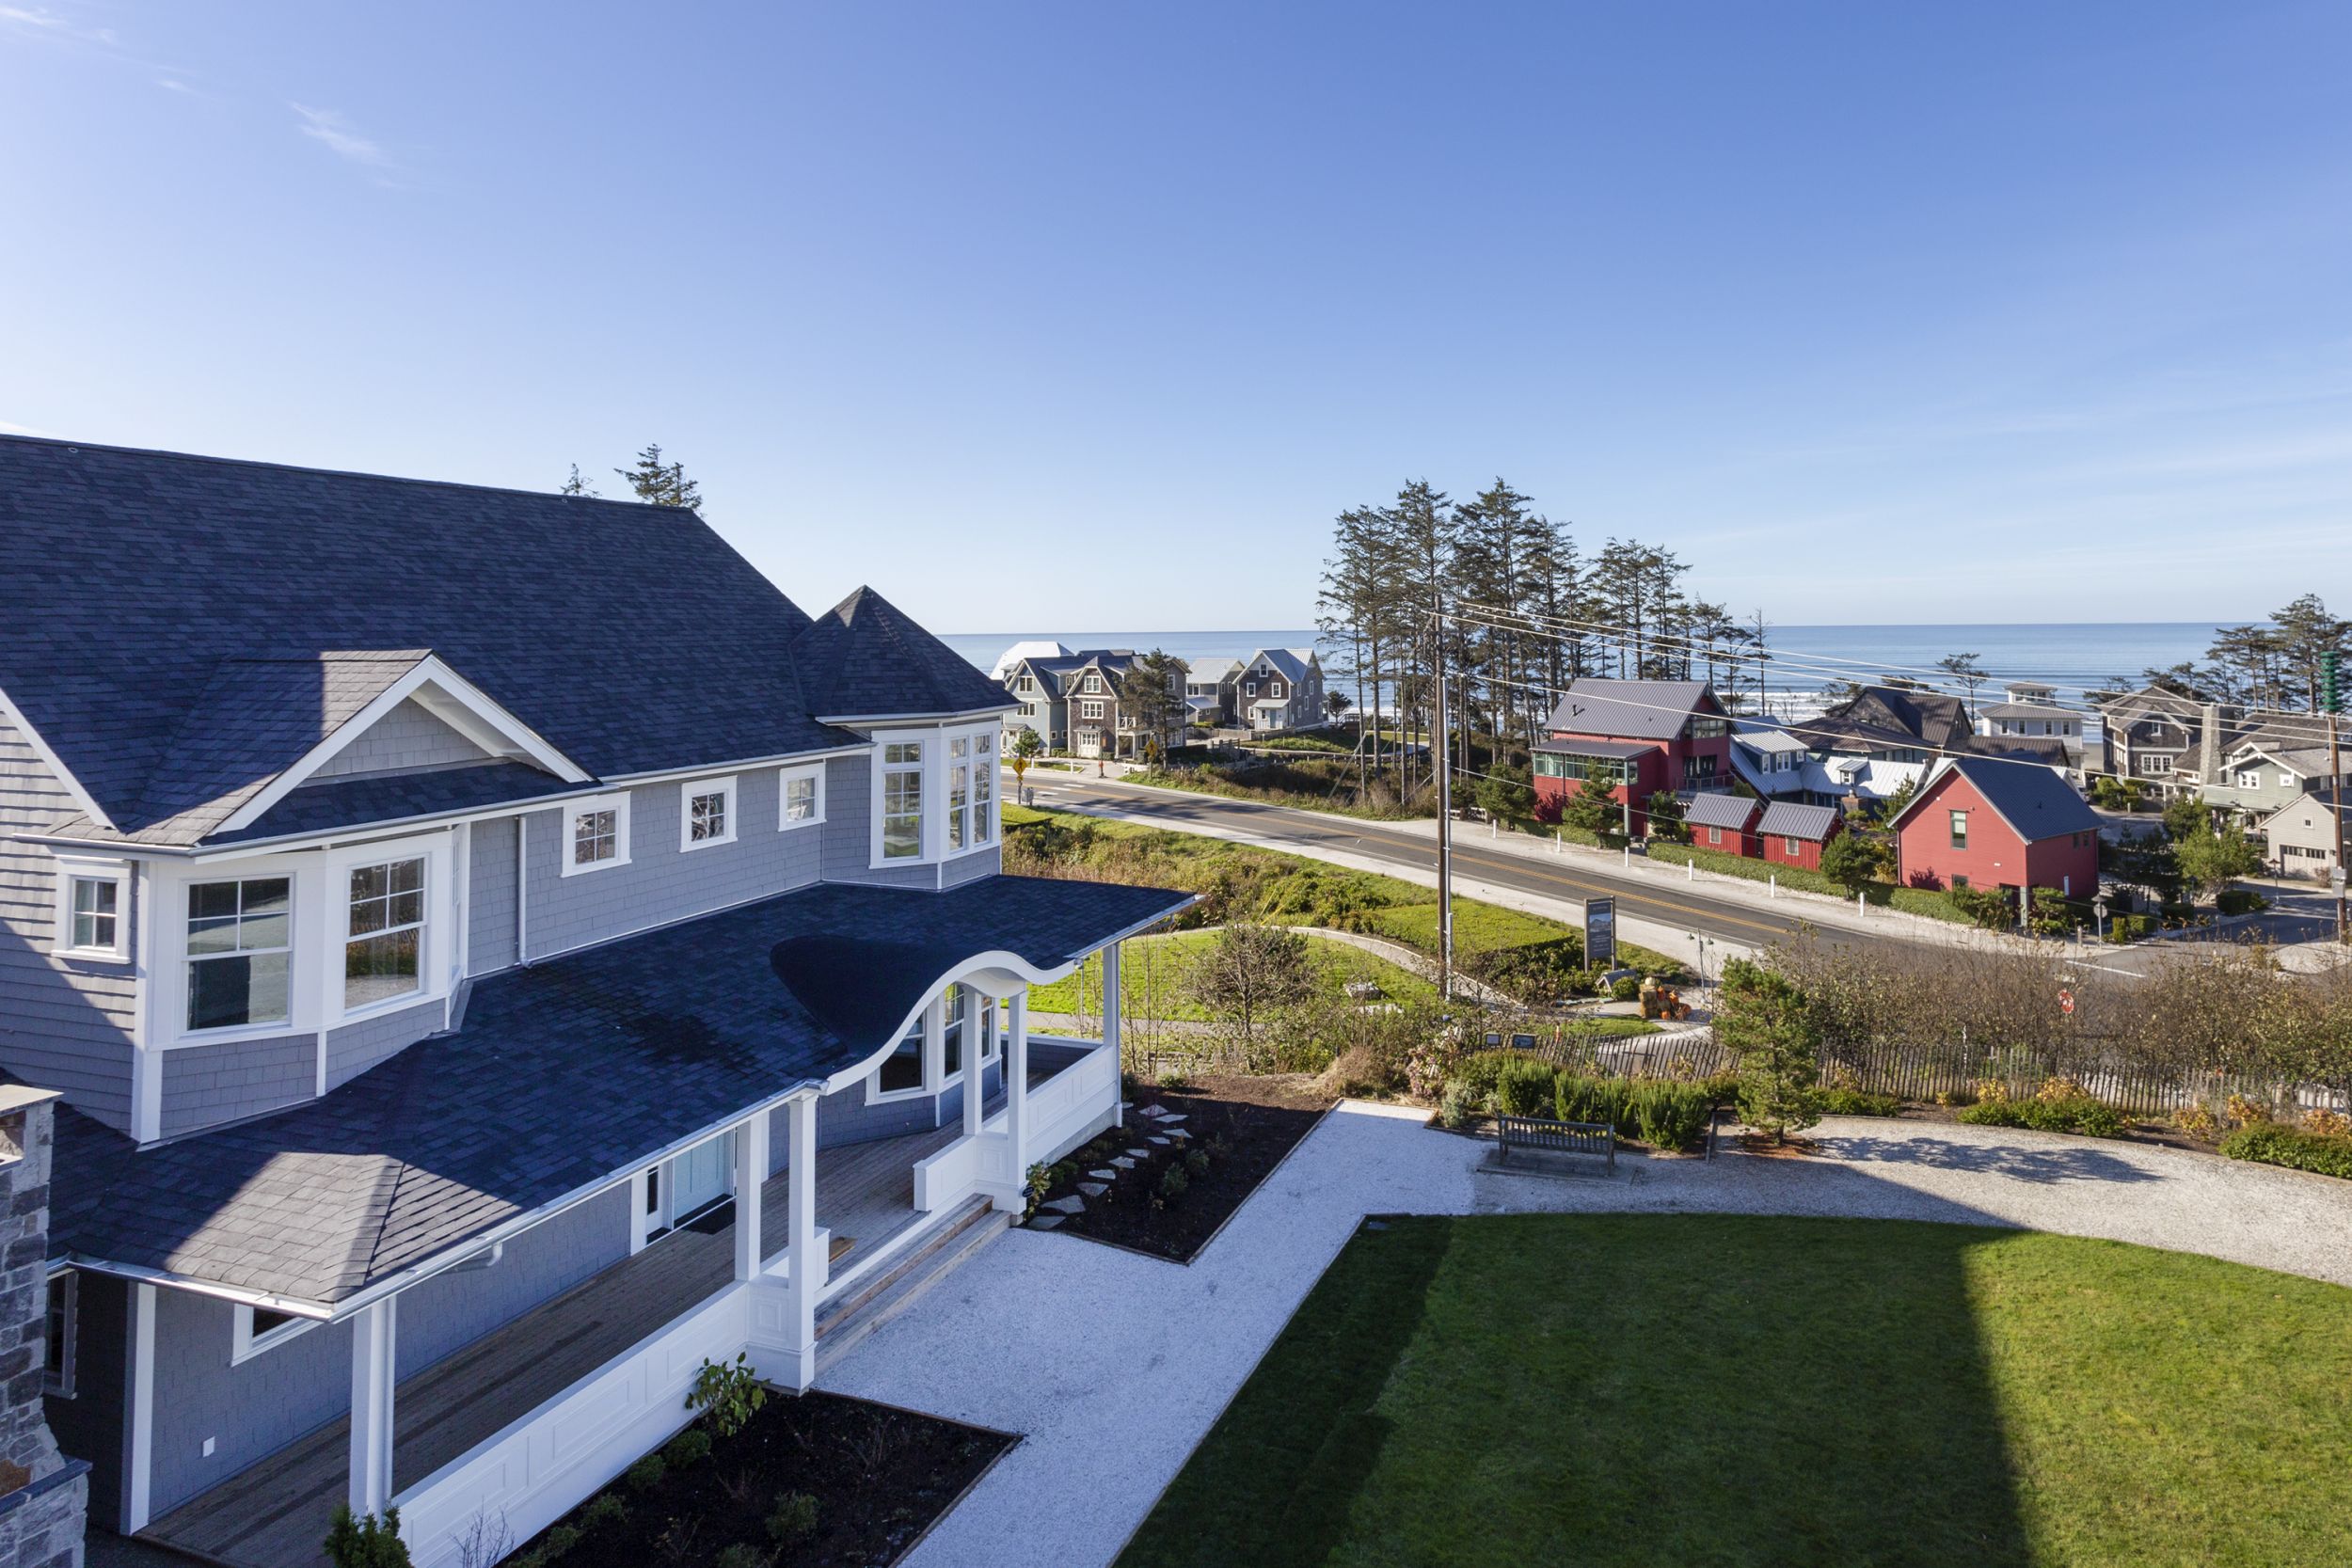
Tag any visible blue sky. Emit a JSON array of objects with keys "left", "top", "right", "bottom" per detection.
[{"left": 4, "top": 3, "right": 2347, "bottom": 631}]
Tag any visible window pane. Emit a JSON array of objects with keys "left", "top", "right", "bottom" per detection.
[
  {"left": 189, "top": 881, "right": 243, "bottom": 921},
  {"left": 345, "top": 928, "right": 421, "bottom": 1008},
  {"left": 389, "top": 858, "right": 422, "bottom": 895},
  {"left": 349, "top": 895, "right": 388, "bottom": 936},
  {"left": 187, "top": 915, "right": 242, "bottom": 955},
  {"left": 74, "top": 879, "right": 116, "bottom": 918},
  {"left": 878, "top": 1032, "right": 923, "bottom": 1093},
  {"left": 241, "top": 879, "right": 290, "bottom": 916},
  {"left": 237, "top": 911, "right": 290, "bottom": 951},
  {"left": 388, "top": 890, "right": 422, "bottom": 928},
  {"left": 188, "top": 952, "right": 291, "bottom": 1030},
  {"left": 348, "top": 863, "right": 388, "bottom": 902}
]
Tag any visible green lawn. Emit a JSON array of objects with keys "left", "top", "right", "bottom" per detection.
[
  {"left": 1119, "top": 1214, "right": 2352, "bottom": 1568},
  {"left": 1026, "top": 928, "right": 1440, "bottom": 1021}
]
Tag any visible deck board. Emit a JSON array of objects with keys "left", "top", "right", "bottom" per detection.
[{"left": 138, "top": 1075, "right": 1050, "bottom": 1568}]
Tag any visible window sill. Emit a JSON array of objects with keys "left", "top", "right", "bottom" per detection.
[
  {"left": 558, "top": 852, "right": 633, "bottom": 879},
  {"left": 680, "top": 832, "right": 739, "bottom": 854},
  {"left": 54, "top": 944, "right": 130, "bottom": 965},
  {"left": 332, "top": 986, "right": 438, "bottom": 1030},
  {"left": 168, "top": 1021, "right": 300, "bottom": 1050},
  {"left": 779, "top": 816, "right": 825, "bottom": 832},
  {"left": 866, "top": 1081, "right": 931, "bottom": 1105}
]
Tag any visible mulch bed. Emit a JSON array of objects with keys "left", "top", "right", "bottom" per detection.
[
  {"left": 1024, "top": 1073, "right": 1335, "bottom": 1262},
  {"left": 509, "top": 1390, "right": 1012, "bottom": 1567}
]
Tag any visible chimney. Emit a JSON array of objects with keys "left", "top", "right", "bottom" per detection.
[{"left": 2198, "top": 703, "right": 2223, "bottom": 785}]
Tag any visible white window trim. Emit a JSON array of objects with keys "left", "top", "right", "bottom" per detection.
[
  {"left": 53, "top": 855, "right": 132, "bottom": 962},
  {"left": 867, "top": 724, "right": 999, "bottom": 868},
  {"left": 177, "top": 868, "right": 300, "bottom": 1042},
  {"left": 231, "top": 1302, "right": 319, "bottom": 1364},
  {"left": 869, "top": 998, "right": 937, "bottom": 1104},
  {"left": 328, "top": 836, "right": 452, "bottom": 1027},
  {"left": 779, "top": 763, "right": 826, "bottom": 831},
  {"left": 559, "top": 792, "right": 633, "bottom": 878},
  {"left": 679, "top": 776, "right": 739, "bottom": 853}
]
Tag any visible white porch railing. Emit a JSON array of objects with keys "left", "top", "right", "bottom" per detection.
[{"left": 390, "top": 1038, "right": 1121, "bottom": 1568}]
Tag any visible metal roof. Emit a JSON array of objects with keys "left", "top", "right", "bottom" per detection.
[
  {"left": 1543, "top": 679, "right": 1714, "bottom": 741},
  {"left": 1757, "top": 800, "right": 1841, "bottom": 840},
  {"left": 1682, "top": 792, "right": 1762, "bottom": 831},
  {"left": 1894, "top": 755, "right": 2099, "bottom": 842}
]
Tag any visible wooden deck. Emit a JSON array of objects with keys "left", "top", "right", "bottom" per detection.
[{"left": 139, "top": 1067, "right": 1059, "bottom": 1568}]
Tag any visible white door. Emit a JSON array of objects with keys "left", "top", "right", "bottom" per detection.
[{"left": 668, "top": 1131, "right": 733, "bottom": 1221}]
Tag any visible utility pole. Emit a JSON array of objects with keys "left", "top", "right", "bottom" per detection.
[
  {"left": 1434, "top": 593, "right": 1455, "bottom": 1000},
  {"left": 2326, "top": 649, "right": 2345, "bottom": 944}
]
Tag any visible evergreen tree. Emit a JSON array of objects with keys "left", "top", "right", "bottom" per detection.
[
  {"left": 1718, "top": 959, "right": 1821, "bottom": 1146},
  {"left": 1559, "top": 756, "right": 1621, "bottom": 834},
  {"left": 558, "top": 463, "right": 599, "bottom": 498},
  {"left": 1117, "top": 649, "right": 1191, "bottom": 758},
  {"left": 614, "top": 443, "right": 704, "bottom": 511}
]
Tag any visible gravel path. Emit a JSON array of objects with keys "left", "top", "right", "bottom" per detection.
[{"left": 818, "top": 1106, "right": 2352, "bottom": 1568}]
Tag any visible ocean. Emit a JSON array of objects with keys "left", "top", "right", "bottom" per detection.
[{"left": 940, "top": 622, "right": 2222, "bottom": 711}]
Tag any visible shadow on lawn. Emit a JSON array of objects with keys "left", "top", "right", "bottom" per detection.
[
  {"left": 1119, "top": 1204, "right": 2042, "bottom": 1568},
  {"left": 1820, "top": 1132, "right": 2163, "bottom": 1185}
]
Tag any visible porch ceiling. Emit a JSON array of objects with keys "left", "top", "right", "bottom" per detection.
[{"left": 52, "top": 875, "right": 1186, "bottom": 1311}]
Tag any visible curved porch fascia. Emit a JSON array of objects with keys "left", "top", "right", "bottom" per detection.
[{"left": 816, "top": 946, "right": 1082, "bottom": 1095}]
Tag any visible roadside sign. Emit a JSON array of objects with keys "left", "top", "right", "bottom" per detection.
[
  {"left": 2058, "top": 988, "right": 2074, "bottom": 1016},
  {"left": 1585, "top": 896, "right": 1617, "bottom": 969}
]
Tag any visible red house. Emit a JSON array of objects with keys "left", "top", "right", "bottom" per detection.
[
  {"left": 1758, "top": 800, "right": 1842, "bottom": 872},
  {"left": 1533, "top": 679, "right": 1732, "bottom": 832},
  {"left": 1891, "top": 755, "right": 2102, "bottom": 896},
  {"left": 1683, "top": 791, "right": 1763, "bottom": 855}
]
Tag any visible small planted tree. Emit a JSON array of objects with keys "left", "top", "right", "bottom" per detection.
[
  {"left": 326, "top": 1506, "right": 411, "bottom": 1568},
  {"left": 1559, "top": 756, "right": 1620, "bottom": 835},
  {"left": 1645, "top": 790, "right": 1687, "bottom": 844},
  {"left": 1474, "top": 763, "right": 1535, "bottom": 824},
  {"left": 1009, "top": 726, "right": 1044, "bottom": 798},
  {"left": 1817, "top": 826, "right": 1881, "bottom": 894},
  {"left": 1717, "top": 958, "right": 1821, "bottom": 1146},
  {"left": 1185, "top": 923, "right": 1314, "bottom": 1066},
  {"left": 2174, "top": 819, "right": 2262, "bottom": 905}
]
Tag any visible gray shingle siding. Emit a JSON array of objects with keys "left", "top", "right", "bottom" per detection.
[
  {"left": 158, "top": 1035, "right": 315, "bottom": 1139},
  {"left": 312, "top": 697, "right": 491, "bottom": 780},
  {"left": 518, "top": 769, "right": 822, "bottom": 962},
  {"left": 818, "top": 755, "right": 936, "bottom": 889},
  {"left": 468, "top": 816, "right": 519, "bottom": 974},
  {"left": 145, "top": 1180, "right": 631, "bottom": 1518},
  {"left": 0, "top": 706, "right": 136, "bottom": 1132},
  {"left": 942, "top": 845, "right": 1000, "bottom": 887},
  {"left": 325, "top": 998, "right": 445, "bottom": 1093}
]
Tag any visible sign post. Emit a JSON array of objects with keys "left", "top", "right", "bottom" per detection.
[{"left": 1585, "top": 895, "right": 1617, "bottom": 972}]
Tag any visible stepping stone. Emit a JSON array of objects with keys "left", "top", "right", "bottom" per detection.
[
  {"left": 1089, "top": 1168, "right": 1119, "bottom": 1180},
  {"left": 1028, "top": 1214, "right": 1064, "bottom": 1230},
  {"left": 1138, "top": 1105, "right": 1169, "bottom": 1119},
  {"left": 1156, "top": 1113, "right": 1187, "bottom": 1124},
  {"left": 1043, "top": 1195, "right": 1086, "bottom": 1214},
  {"left": 1125, "top": 1148, "right": 1152, "bottom": 1160},
  {"left": 1149, "top": 1135, "right": 1171, "bottom": 1146},
  {"left": 1111, "top": 1157, "right": 1136, "bottom": 1170},
  {"left": 1078, "top": 1182, "right": 1108, "bottom": 1197},
  {"left": 1168, "top": 1129, "right": 1191, "bottom": 1142}
]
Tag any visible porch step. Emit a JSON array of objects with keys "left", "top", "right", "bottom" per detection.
[{"left": 814, "top": 1196, "right": 1007, "bottom": 1375}]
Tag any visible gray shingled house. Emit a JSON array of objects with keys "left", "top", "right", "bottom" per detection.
[{"left": 0, "top": 436, "right": 1186, "bottom": 1568}]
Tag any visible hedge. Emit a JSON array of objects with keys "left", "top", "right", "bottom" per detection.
[
  {"left": 2220, "top": 1123, "right": 2352, "bottom": 1180},
  {"left": 1957, "top": 1094, "right": 2124, "bottom": 1138},
  {"left": 1642, "top": 843, "right": 1973, "bottom": 926}
]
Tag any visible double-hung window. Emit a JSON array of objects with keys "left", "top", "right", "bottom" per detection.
[
  {"left": 972, "top": 734, "right": 994, "bottom": 844},
  {"left": 345, "top": 857, "right": 425, "bottom": 1011},
  {"left": 561, "top": 793, "right": 631, "bottom": 876},
  {"left": 943, "top": 984, "right": 967, "bottom": 1082},
  {"left": 780, "top": 764, "right": 825, "bottom": 829},
  {"left": 1948, "top": 810, "right": 1968, "bottom": 850},
  {"left": 882, "top": 742, "right": 924, "bottom": 859},
  {"left": 948, "top": 737, "right": 970, "bottom": 852},
  {"left": 680, "top": 776, "right": 738, "bottom": 850},
  {"left": 54, "top": 858, "right": 130, "bottom": 961},
  {"left": 186, "top": 877, "right": 293, "bottom": 1031}
]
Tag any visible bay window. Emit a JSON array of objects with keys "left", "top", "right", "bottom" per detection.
[
  {"left": 186, "top": 877, "right": 293, "bottom": 1031},
  {"left": 948, "top": 737, "right": 970, "bottom": 852},
  {"left": 344, "top": 856, "right": 426, "bottom": 1010},
  {"left": 869, "top": 723, "right": 1003, "bottom": 866},
  {"left": 882, "top": 741, "right": 924, "bottom": 859},
  {"left": 972, "top": 733, "right": 994, "bottom": 844}
]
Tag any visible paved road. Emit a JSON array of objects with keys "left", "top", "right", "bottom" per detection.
[{"left": 1018, "top": 770, "right": 1873, "bottom": 958}]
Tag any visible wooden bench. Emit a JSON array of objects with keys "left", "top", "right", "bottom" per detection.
[{"left": 1495, "top": 1113, "right": 1615, "bottom": 1174}]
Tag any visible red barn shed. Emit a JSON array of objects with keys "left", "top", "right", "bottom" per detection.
[
  {"left": 1890, "top": 755, "right": 2101, "bottom": 896},
  {"left": 1758, "top": 800, "right": 1842, "bottom": 872},
  {"left": 1683, "top": 791, "right": 1764, "bottom": 856}
]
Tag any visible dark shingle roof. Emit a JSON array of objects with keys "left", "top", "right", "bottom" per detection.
[
  {"left": 791, "top": 587, "right": 1018, "bottom": 721},
  {"left": 1899, "top": 756, "right": 2099, "bottom": 842},
  {"left": 0, "top": 436, "right": 854, "bottom": 829},
  {"left": 49, "top": 874, "right": 1189, "bottom": 1307},
  {"left": 1683, "top": 792, "right": 1762, "bottom": 831},
  {"left": 1757, "top": 800, "right": 1841, "bottom": 840},
  {"left": 1544, "top": 679, "right": 1714, "bottom": 741},
  {"left": 212, "top": 762, "right": 591, "bottom": 845}
]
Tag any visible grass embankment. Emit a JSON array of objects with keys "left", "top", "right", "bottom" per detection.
[
  {"left": 1120, "top": 1214, "right": 2352, "bottom": 1568},
  {"left": 1002, "top": 804, "right": 1684, "bottom": 986},
  {"left": 1027, "top": 928, "right": 1440, "bottom": 1022}
]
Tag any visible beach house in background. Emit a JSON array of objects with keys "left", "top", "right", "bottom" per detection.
[
  {"left": 1184, "top": 659, "right": 1242, "bottom": 728},
  {"left": 0, "top": 436, "right": 1185, "bottom": 1568},
  {"left": 1000, "top": 648, "right": 1136, "bottom": 758},
  {"left": 2093, "top": 685, "right": 2343, "bottom": 816},
  {"left": 2258, "top": 787, "right": 2348, "bottom": 879},
  {"left": 1531, "top": 679, "right": 1732, "bottom": 831},
  {"left": 1889, "top": 754, "right": 2101, "bottom": 896},
  {"left": 1234, "top": 649, "right": 1325, "bottom": 733}
]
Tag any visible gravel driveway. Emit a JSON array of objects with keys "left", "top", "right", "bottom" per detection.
[{"left": 818, "top": 1106, "right": 2352, "bottom": 1568}]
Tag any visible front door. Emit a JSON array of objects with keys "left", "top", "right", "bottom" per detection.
[{"left": 668, "top": 1131, "right": 733, "bottom": 1221}]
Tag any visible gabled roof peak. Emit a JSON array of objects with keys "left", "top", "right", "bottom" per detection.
[{"left": 791, "top": 586, "right": 1018, "bottom": 722}]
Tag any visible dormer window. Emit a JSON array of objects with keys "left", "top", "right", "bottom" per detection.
[
  {"left": 680, "top": 776, "right": 739, "bottom": 851},
  {"left": 562, "top": 793, "right": 632, "bottom": 876},
  {"left": 186, "top": 877, "right": 293, "bottom": 1031},
  {"left": 1085, "top": 673, "right": 1104, "bottom": 692},
  {"left": 345, "top": 856, "right": 426, "bottom": 1011}
]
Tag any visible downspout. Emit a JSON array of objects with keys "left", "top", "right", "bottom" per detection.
[{"left": 516, "top": 813, "right": 529, "bottom": 963}]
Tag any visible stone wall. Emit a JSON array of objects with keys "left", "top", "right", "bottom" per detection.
[{"left": 0, "top": 1092, "right": 85, "bottom": 1568}]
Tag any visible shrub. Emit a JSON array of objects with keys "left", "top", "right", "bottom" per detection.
[
  {"left": 579, "top": 1494, "right": 626, "bottom": 1530},
  {"left": 1958, "top": 1092, "right": 2121, "bottom": 1137},
  {"left": 325, "top": 1506, "right": 411, "bottom": 1568},
  {"left": 1155, "top": 1065, "right": 1194, "bottom": 1091},
  {"left": 2215, "top": 887, "right": 2268, "bottom": 916},
  {"left": 1184, "top": 1146, "right": 1210, "bottom": 1176},
  {"left": 1157, "top": 1164, "right": 1189, "bottom": 1201},
  {"left": 1319, "top": 1043, "right": 1394, "bottom": 1099},
  {"left": 1494, "top": 1058, "right": 1557, "bottom": 1117},
  {"left": 1630, "top": 1080, "right": 1710, "bottom": 1150},
  {"left": 1438, "top": 1080, "right": 1480, "bottom": 1130},
  {"left": 714, "top": 1546, "right": 767, "bottom": 1568},
  {"left": 2305, "top": 1108, "right": 2352, "bottom": 1138},
  {"left": 2221, "top": 1122, "right": 2352, "bottom": 1180},
  {"left": 2104, "top": 912, "right": 2153, "bottom": 943},
  {"left": 1449, "top": 1050, "right": 1519, "bottom": 1106},
  {"left": 1819, "top": 1087, "right": 1900, "bottom": 1117},
  {"left": 664, "top": 1428, "right": 712, "bottom": 1468},
  {"left": 687, "top": 1352, "right": 767, "bottom": 1438},
  {"left": 539, "top": 1525, "right": 580, "bottom": 1560},
  {"left": 768, "top": 1491, "right": 820, "bottom": 1544},
  {"left": 1609, "top": 975, "right": 1642, "bottom": 1002},
  {"left": 625, "top": 1454, "right": 666, "bottom": 1493}
]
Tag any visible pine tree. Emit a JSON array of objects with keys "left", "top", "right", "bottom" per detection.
[
  {"left": 1718, "top": 959, "right": 1821, "bottom": 1145},
  {"left": 558, "top": 464, "right": 598, "bottom": 498},
  {"left": 613, "top": 443, "right": 704, "bottom": 511}
]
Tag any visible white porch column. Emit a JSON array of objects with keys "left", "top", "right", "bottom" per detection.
[
  {"left": 962, "top": 989, "right": 986, "bottom": 1140},
  {"left": 348, "top": 1295, "right": 397, "bottom": 1516},
  {"left": 1102, "top": 942, "right": 1123, "bottom": 1128},
  {"left": 734, "top": 1110, "right": 770, "bottom": 1281},
  {"left": 780, "top": 1089, "right": 825, "bottom": 1390},
  {"left": 996, "top": 992, "right": 1030, "bottom": 1212}
]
